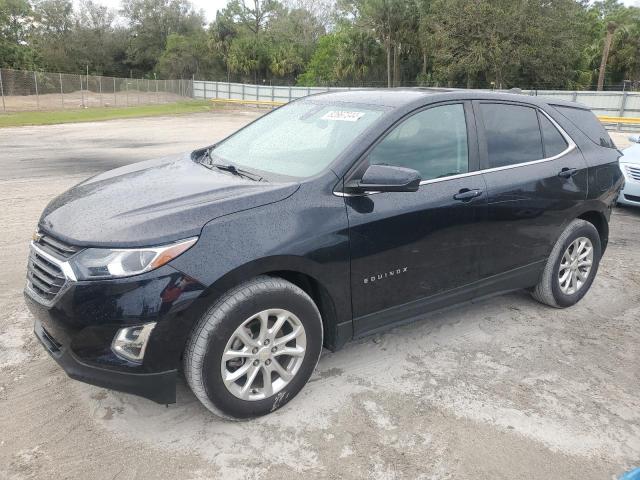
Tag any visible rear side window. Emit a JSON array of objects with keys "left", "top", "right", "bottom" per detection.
[
  {"left": 551, "top": 105, "right": 615, "bottom": 149},
  {"left": 479, "top": 103, "right": 543, "bottom": 168},
  {"left": 538, "top": 113, "right": 568, "bottom": 157}
]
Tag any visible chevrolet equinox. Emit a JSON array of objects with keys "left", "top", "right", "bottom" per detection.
[{"left": 25, "top": 90, "right": 623, "bottom": 419}]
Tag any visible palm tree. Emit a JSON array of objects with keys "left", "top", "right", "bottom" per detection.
[{"left": 597, "top": 21, "right": 617, "bottom": 91}]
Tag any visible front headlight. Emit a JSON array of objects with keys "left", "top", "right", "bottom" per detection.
[{"left": 70, "top": 237, "right": 197, "bottom": 280}]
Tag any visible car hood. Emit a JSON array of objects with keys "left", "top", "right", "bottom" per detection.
[
  {"left": 620, "top": 143, "right": 640, "bottom": 164},
  {"left": 39, "top": 153, "right": 299, "bottom": 247}
]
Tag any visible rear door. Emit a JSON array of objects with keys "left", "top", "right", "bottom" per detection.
[{"left": 474, "top": 101, "right": 588, "bottom": 278}]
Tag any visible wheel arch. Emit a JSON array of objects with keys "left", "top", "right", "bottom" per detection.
[
  {"left": 190, "top": 256, "right": 351, "bottom": 352},
  {"left": 264, "top": 270, "right": 339, "bottom": 350},
  {"left": 577, "top": 210, "right": 609, "bottom": 253}
]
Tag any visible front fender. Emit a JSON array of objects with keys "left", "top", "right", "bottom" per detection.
[{"left": 168, "top": 181, "right": 352, "bottom": 351}]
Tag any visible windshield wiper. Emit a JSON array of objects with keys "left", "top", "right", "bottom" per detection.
[
  {"left": 211, "top": 163, "right": 264, "bottom": 182},
  {"left": 199, "top": 146, "right": 264, "bottom": 182}
]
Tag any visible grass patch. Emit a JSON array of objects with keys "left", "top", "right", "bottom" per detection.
[{"left": 0, "top": 100, "right": 218, "bottom": 127}]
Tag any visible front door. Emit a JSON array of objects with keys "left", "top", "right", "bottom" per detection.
[{"left": 345, "top": 102, "right": 488, "bottom": 335}]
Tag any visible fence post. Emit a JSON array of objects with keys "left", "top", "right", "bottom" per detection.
[
  {"left": 156, "top": 79, "right": 159, "bottom": 103},
  {"left": 228, "top": 82, "right": 231, "bottom": 99},
  {"left": 80, "top": 75, "right": 85, "bottom": 108},
  {"left": 215, "top": 81, "right": 218, "bottom": 99},
  {"left": 137, "top": 78, "right": 140, "bottom": 104},
  {"left": 99, "top": 76, "right": 102, "bottom": 106},
  {"left": 242, "top": 83, "right": 245, "bottom": 100},
  {"left": 572, "top": 91, "right": 578, "bottom": 103},
  {"left": 288, "top": 86, "right": 292, "bottom": 102},
  {"left": 164, "top": 79, "right": 167, "bottom": 102},
  {"left": 203, "top": 81, "right": 207, "bottom": 100},
  {"left": 617, "top": 92, "right": 628, "bottom": 131},
  {"left": 34, "top": 71, "right": 40, "bottom": 110},
  {"left": 619, "top": 91, "right": 628, "bottom": 118},
  {"left": 271, "top": 85, "right": 274, "bottom": 102},
  {"left": 125, "top": 79, "right": 129, "bottom": 106},
  {"left": 59, "top": 73, "right": 64, "bottom": 108},
  {"left": 0, "top": 69, "right": 5, "bottom": 112},
  {"left": 113, "top": 77, "right": 117, "bottom": 106}
]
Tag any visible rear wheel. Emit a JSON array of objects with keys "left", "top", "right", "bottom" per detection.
[
  {"left": 183, "top": 276, "right": 323, "bottom": 419},
  {"left": 532, "top": 219, "right": 601, "bottom": 308}
]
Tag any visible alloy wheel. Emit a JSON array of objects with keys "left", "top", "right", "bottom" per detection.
[
  {"left": 220, "top": 309, "right": 307, "bottom": 401},
  {"left": 558, "top": 236, "right": 594, "bottom": 295}
]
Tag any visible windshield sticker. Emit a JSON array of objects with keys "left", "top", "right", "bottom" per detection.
[{"left": 321, "top": 111, "right": 365, "bottom": 122}]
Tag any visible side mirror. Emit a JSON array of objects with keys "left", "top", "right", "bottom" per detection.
[
  {"left": 629, "top": 135, "right": 640, "bottom": 144},
  {"left": 355, "top": 164, "right": 421, "bottom": 193}
]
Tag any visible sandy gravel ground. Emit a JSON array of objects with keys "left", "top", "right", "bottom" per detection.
[{"left": 0, "top": 114, "right": 639, "bottom": 480}]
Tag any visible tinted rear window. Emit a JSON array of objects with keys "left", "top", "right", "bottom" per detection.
[
  {"left": 480, "top": 103, "right": 543, "bottom": 168},
  {"left": 552, "top": 105, "right": 615, "bottom": 149}
]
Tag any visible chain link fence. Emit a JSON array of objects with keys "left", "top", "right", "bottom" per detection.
[{"left": 0, "top": 68, "right": 194, "bottom": 112}]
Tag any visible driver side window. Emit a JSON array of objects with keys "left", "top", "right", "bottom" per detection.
[{"left": 368, "top": 103, "right": 469, "bottom": 181}]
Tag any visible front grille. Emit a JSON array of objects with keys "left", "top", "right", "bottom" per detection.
[
  {"left": 626, "top": 165, "right": 640, "bottom": 182},
  {"left": 27, "top": 248, "right": 67, "bottom": 301},
  {"left": 35, "top": 233, "right": 79, "bottom": 259},
  {"left": 26, "top": 234, "right": 79, "bottom": 304}
]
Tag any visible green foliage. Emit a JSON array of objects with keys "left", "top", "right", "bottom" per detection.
[
  {"left": 157, "top": 32, "right": 212, "bottom": 78},
  {"left": 121, "top": 0, "right": 205, "bottom": 75},
  {"left": 427, "top": 0, "right": 580, "bottom": 88},
  {"left": 0, "top": 0, "right": 639, "bottom": 90},
  {"left": 0, "top": 0, "right": 37, "bottom": 69},
  {"left": 298, "top": 28, "right": 382, "bottom": 86}
]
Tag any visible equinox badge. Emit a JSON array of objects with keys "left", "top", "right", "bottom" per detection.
[{"left": 363, "top": 267, "right": 408, "bottom": 284}]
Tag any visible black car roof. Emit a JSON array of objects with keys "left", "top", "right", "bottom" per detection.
[{"left": 307, "top": 88, "right": 587, "bottom": 111}]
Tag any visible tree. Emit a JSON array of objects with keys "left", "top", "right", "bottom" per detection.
[
  {"left": 227, "top": 35, "right": 267, "bottom": 82},
  {"left": 589, "top": 1, "right": 640, "bottom": 90},
  {"left": 0, "top": 0, "right": 36, "bottom": 69},
  {"left": 225, "top": 0, "right": 281, "bottom": 36},
  {"left": 121, "top": 0, "right": 205, "bottom": 75},
  {"left": 31, "top": 0, "right": 75, "bottom": 72},
  {"left": 1, "top": 0, "right": 638, "bottom": 91},
  {"left": 297, "top": 28, "right": 382, "bottom": 85},
  {"left": 209, "top": 10, "right": 239, "bottom": 81},
  {"left": 427, "top": 0, "right": 588, "bottom": 89},
  {"left": 71, "top": 0, "right": 127, "bottom": 76},
  {"left": 608, "top": 8, "right": 640, "bottom": 86},
  {"left": 341, "top": 0, "right": 416, "bottom": 87},
  {"left": 597, "top": 21, "right": 617, "bottom": 90}
]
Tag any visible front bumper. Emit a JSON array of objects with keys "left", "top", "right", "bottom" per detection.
[
  {"left": 618, "top": 164, "right": 640, "bottom": 207},
  {"left": 34, "top": 316, "right": 177, "bottom": 403},
  {"left": 24, "top": 264, "right": 206, "bottom": 404}
]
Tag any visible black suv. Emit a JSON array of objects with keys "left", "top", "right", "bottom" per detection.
[{"left": 25, "top": 90, "right": 623, "bottom": 418}]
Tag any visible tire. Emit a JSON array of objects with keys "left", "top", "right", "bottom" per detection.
[
  {"left": 532, "top": 219, "right": 601, "bottom": 308},
  {"left": 183, "top": 275, "right": 323, "bottom": 419}
]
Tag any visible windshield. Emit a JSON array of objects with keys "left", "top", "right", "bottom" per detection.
[{"left": 210, "top": 101, "right": 385, "bottom": 178}]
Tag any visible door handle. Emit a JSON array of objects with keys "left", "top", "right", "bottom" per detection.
[
  {"left": 558, "top": 167, "right": 578, "bottom": 178},
  {"left": 453, "top": 188, "right": 483, "bottom": 201}
]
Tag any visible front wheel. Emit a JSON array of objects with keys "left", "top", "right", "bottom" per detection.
[
  {"left": 183, "top": 276, "right": 323, "bottom": 419},
  {"left": 532, "top": 219, "right": 601, "bottom": 308}
]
